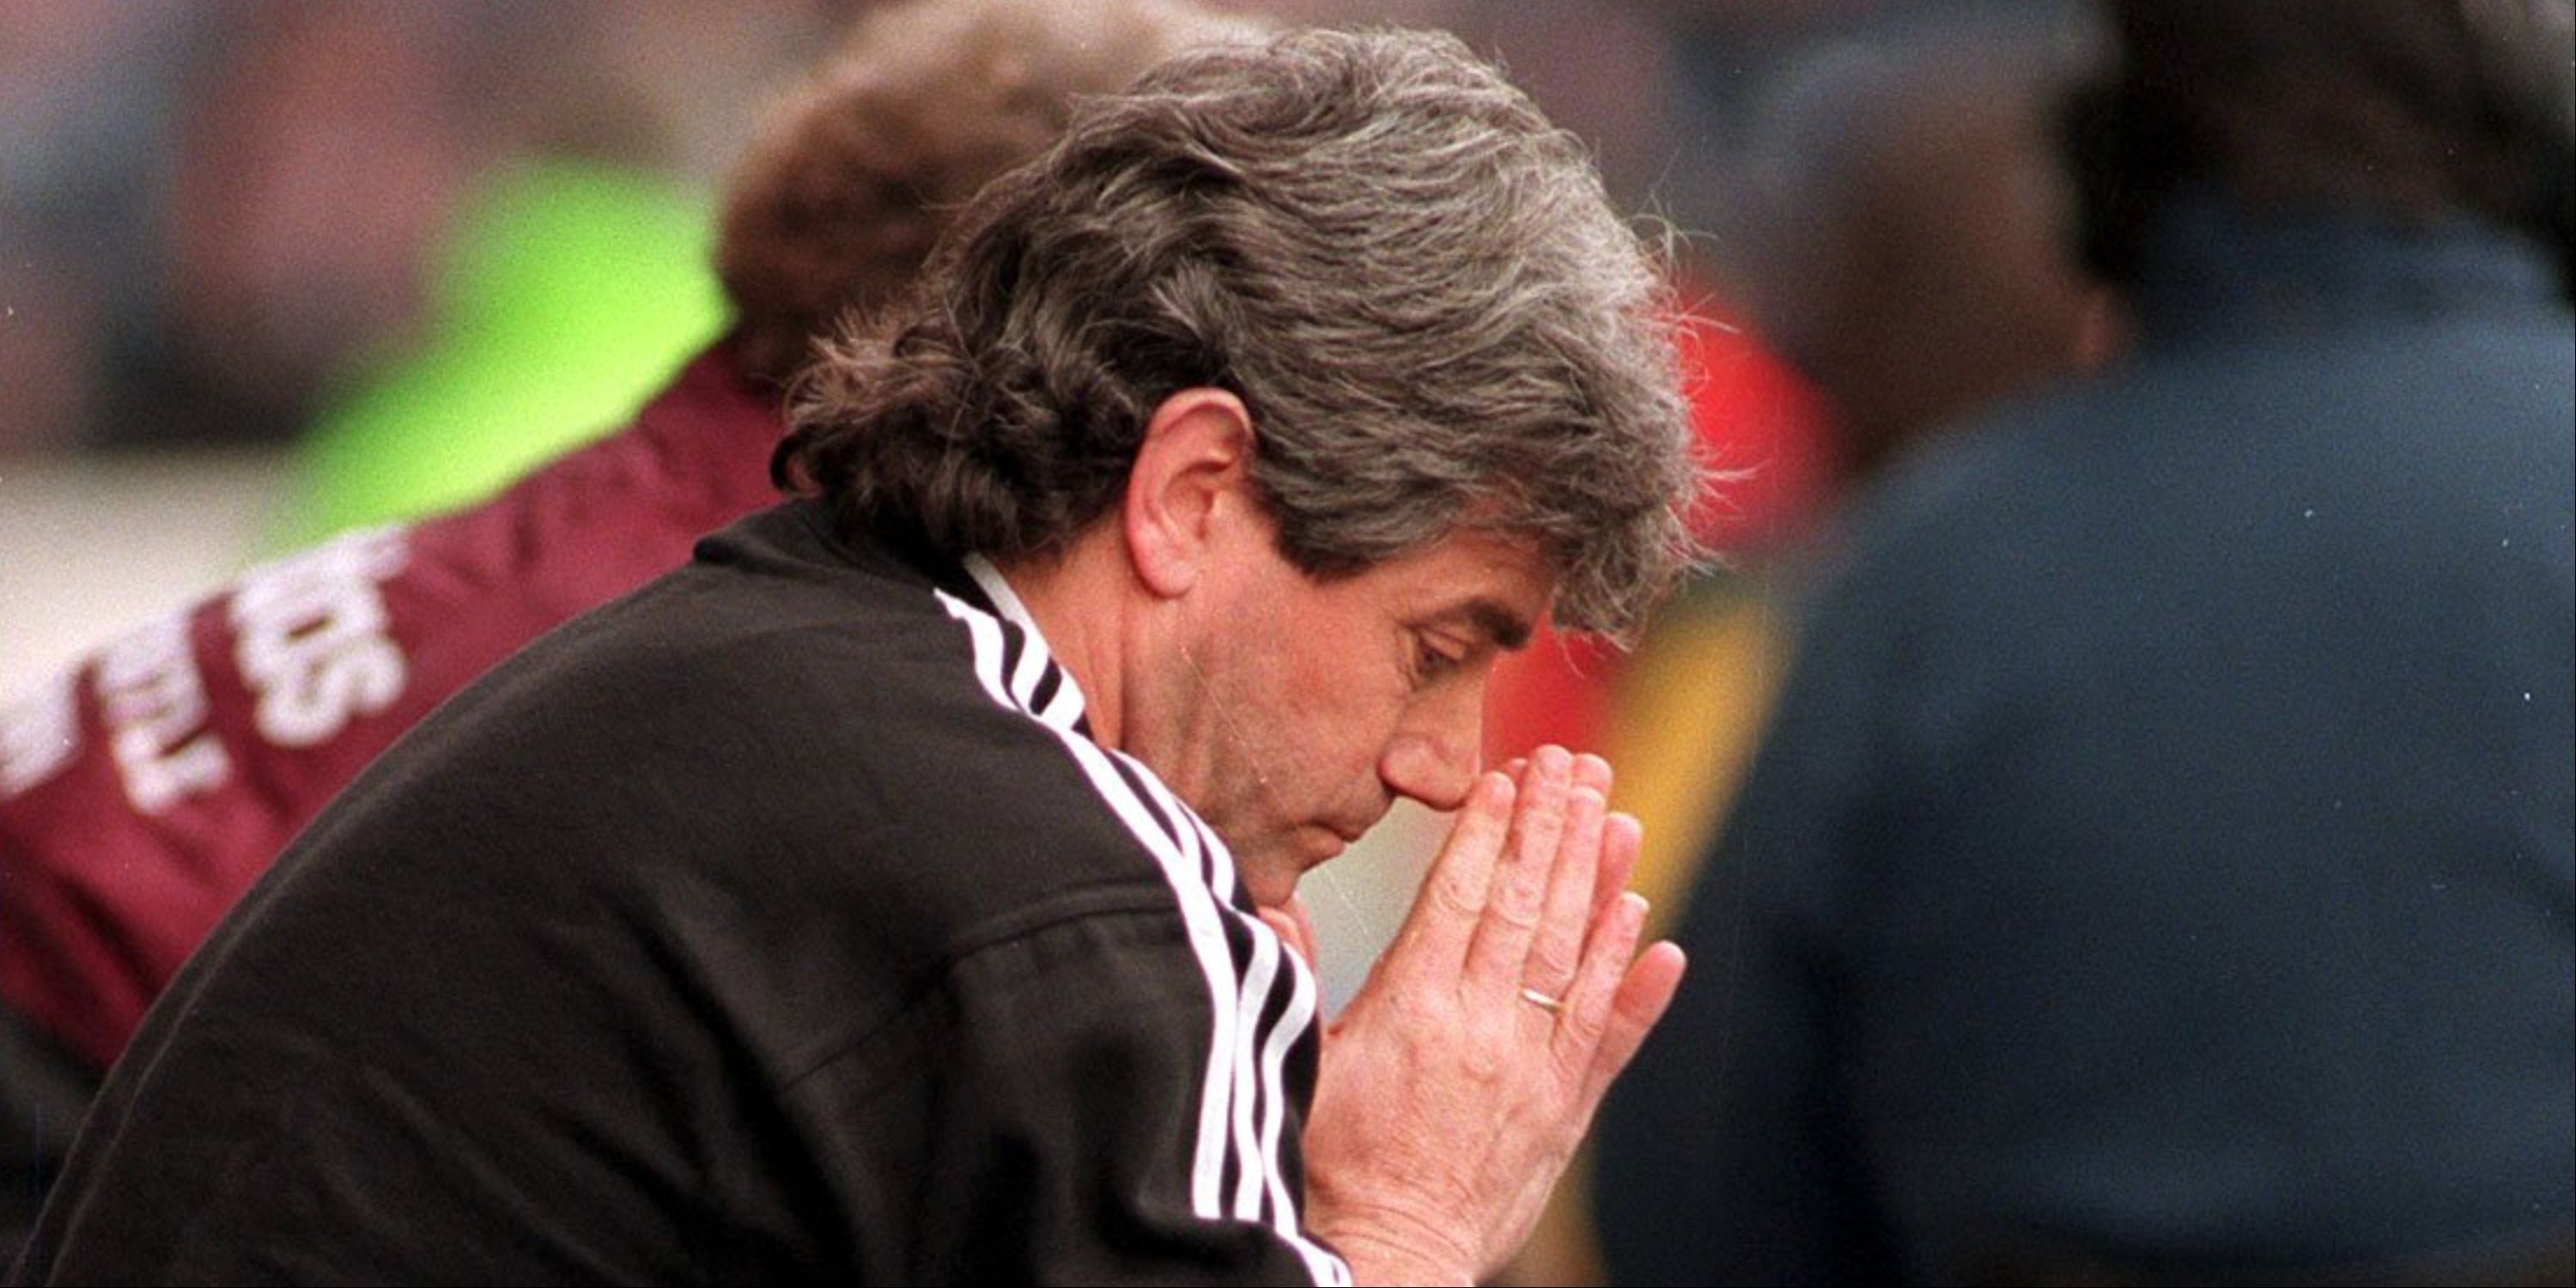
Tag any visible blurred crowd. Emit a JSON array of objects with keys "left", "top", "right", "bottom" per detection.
[
  {"left": 0, "top": 0, "right": 845, "bottom": 453},
  {"left": 0, "top": 0, "right": 1692, "bottom": 456},
  {"left": 0, "top": 0, "right": 2104, "bottom": 451}
]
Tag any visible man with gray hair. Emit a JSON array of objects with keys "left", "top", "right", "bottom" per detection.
[
  {"left": 17, "top": 24, "right": 1700, "bottom": 1286},
  {"left": 0, "top": 0, "right": 1261, "bottom": 1266}
]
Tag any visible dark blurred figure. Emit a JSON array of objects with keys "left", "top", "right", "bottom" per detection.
[
  {"left": 1709, "top": 2, "right": 2122, "bottom": 482},
  {"left": 1597, "top": 0, "right": 2122, "bottom": 945},
  {"left": 0, "top": 0, "right": 1252, "bottom": 1263},
  {"left": 1498, "top": 8, "right": 2118, "bottom": 1283},
  {"left": 75, "top": 3, "right": 489, "bottom": 451},
  {"left": 0, "top": 1, "right": 835, "bottom": 454},
  {"left": 0, "top": 4, "right": 216, "bottom": 452},
  {"left": 1594, "top": 0, "right": 2575, "bottom": 1284},
  {"left": 1467, "top": 0, "right": 1914, "bottom": 816}
]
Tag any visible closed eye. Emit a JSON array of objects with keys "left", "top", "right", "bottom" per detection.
[{"left": 1413, "top": 633, "right": 1470, "bottom": 689}]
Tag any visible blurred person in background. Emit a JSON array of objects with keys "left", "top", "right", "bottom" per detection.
[
  {"left": 3, "top": 2, "right": 502, "bottom": 454},
  {"left": 0, "top": 0, "right": 837, "bottom": 456},
  {"left": 0, "top": 0, "right": 1257, "bottom": 1261},
  {"left": 99, "top": 3, "right": 483, "bottom": 450},
  {"left": 0, "top": 3, "right": 211, "bottom": 453},
  {"left": 1417, "top": 3, "right": 1845, "bottom": 1040},
  {"left": 1498, "top": 5, "right": 2121, "bottom": 1281},
  {"left": 1593, "top": 0, "right": 2575, "bottom": 1281},
  {"left": 1479, "top": 0, "right": 2123, "bottom": 846},
  {"left": 252, "top": 0, "right": 856, "bottom": 549},
  {"left": 251, "top": 153, "right": 726, "bottom": 550},
  {"left": 15, "top": 22, "right": 1700, "bottom": 1284},
  {"left": 1600, "top": 0, "right": 2123, "bottom": 981}
]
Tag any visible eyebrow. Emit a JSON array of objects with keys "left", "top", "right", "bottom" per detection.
[{"left": 1447, "top": 598, "right": 1534, "bottom": 653}]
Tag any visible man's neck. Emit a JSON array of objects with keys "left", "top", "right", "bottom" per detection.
[{"left": 973, "top": 531, "right": 1136, "bottom": 750}]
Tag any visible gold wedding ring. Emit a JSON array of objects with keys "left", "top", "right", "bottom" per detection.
[{"left": 1519, "top": 987, "right": 1563, "bottom": 1014}]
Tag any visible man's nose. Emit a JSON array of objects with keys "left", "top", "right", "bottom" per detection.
[{"left": 1377, "top": 688, "right": 1484, "bottom": 811}]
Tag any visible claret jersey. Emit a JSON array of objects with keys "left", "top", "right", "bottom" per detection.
[{"left": 0, "top": 343, "right": 783, "bottom": 1072}]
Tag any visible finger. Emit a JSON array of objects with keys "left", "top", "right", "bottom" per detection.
[
  {"left": 1521, "top": 778, "right": 1608, "bottom": 999},
  {"left": 1548, "top": 751, "right": 1619, "bottom": 928},
  {"left": 1593, "top": 811, "right": 1642, "bottom": 920},
  {"left": 1379, "top": 769, "right": 1517, "bottom": 983},
  {"left": 1551, "top": 889, "right": 1651, "bottom": 1069},
  {"left": 1461, "top": 744, "right": 1575, "bottom": 996},
  {"left": 1569, "top": 751, "right": 1613, "bottom": 799},
  {"left": 1580, "top": 929, "right": 1687, "bottom": 1113}
]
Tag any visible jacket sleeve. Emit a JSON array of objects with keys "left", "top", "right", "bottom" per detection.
[{"left": 820, "top": 902, "right": 1353, "bottom": 1286}]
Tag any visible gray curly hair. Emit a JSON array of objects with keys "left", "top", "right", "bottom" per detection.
[{"left": 775, "top": 26, "right": 1704, "bottom": 640}]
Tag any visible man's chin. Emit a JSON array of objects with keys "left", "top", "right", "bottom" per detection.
[
  {"left": 1237, "top": 850, "right": 1324, "bottom": 912},
  {"left": 1230, "top": 824, "right": 1354, "bottom": 909}
]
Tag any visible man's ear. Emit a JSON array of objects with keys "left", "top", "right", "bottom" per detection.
[{"left": 1122, "top": 387, "right": 1255, "bottom": 599}]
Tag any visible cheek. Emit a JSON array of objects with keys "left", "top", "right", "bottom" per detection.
[
  {"left": 1252, "top": 652, "right": 1406, "bottom": 782},
  {"left": 1226, "top": 582, "right": 1422, "bottom": 775}
]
